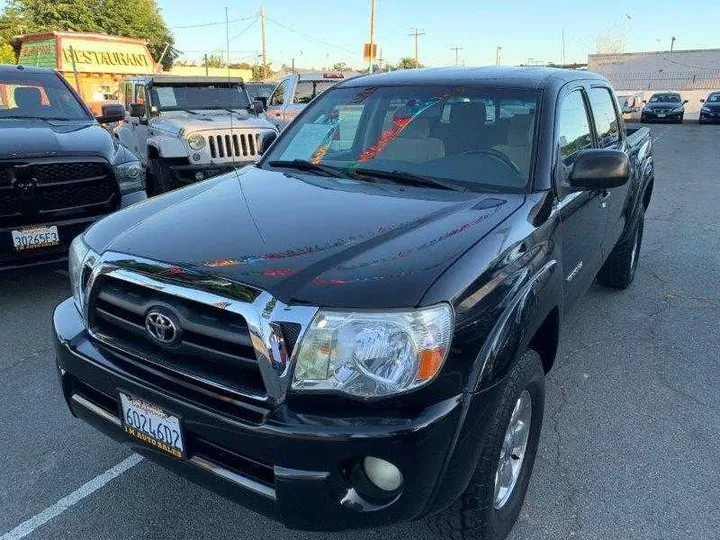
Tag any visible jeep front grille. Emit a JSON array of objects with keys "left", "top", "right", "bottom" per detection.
[{"left": 208, "top": 132, "right": 261, "bottom": 159}]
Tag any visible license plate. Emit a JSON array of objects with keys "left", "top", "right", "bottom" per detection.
[
  {"left": 11, "top": 225, "right": 60, "bottom": 252},
  {"left": 657, "top": 113, "right": 666, "bottom": 118},
  {"left": 119, "top": 393, "right": 185, "bottom": 459}
]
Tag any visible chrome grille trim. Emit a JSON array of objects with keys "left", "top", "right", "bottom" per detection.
[{"left": 84, "top": 252, "right": 319, "bottom": 407}]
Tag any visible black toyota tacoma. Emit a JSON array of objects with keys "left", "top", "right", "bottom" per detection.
[
  {"left": 0, "top": 65, "right": 145, "bottom": 270},
  {"left": 53, "top": 68, "right": 653, "bottom": 540}
]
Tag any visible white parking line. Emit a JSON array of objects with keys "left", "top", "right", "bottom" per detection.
[
  {"left": 0, "top": 454, "right": 143, "bottom": 540},
  {"left": 653, "top": 125, "right": 673, "bottom": 143}
]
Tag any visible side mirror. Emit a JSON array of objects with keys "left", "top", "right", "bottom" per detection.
[
  {"left": 567, "top": 149, "right": 630, "bottom": 191},
  {"left": 642, "top": 99, "right": 647, "bottom": 104},
  {"left": 96, "top": 103, "right": 125, "bottom": 124},
  {"left": 129, "top": 103, "right": 146, "bottom": 119},
  {"left": 683, "top": 99, "right": 689, "bottom": 104},
  {"left": 251, "top": 100, "right": 265, "bottom": 115},
  {"left": 700, "top": 99, "right": 705, "bottom": 103},
  {"left": 258, "top": 131, "right": 278, "bottom": 155}
]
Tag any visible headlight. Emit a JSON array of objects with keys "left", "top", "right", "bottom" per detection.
[
  {"left": 292, "top": 304, "right": 453, "bottom": 398},
  {"left": 68, "top": 235, "right": 98, "bottom": 314},
  {"left": 114, "top": 161, "right": 145, "bottom": 194},
  {"left": 187, "top": 133, "right": 206, "bottom": 150},
  {"left": 671, "top": 106, "right": 684, "bottom": 113},
  {"left": 701, "top": 106, "right": 710, "bottom": 113}
]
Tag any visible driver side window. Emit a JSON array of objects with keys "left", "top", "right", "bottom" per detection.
[{"left": 557, "top": 90, "right": 593, "bottom": 168}]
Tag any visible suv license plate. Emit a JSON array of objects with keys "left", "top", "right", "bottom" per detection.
[
  {"left": 119, "top": 393, "right": 185, "bottom": 459},
  {"left": 657, "top": 113, "right": 666, "bottom": 118},
  {"left": 11, "top": 226, "right": 60, "bottom": 251}
]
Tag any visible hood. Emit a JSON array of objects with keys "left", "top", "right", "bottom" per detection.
[
  {"left": 702, "top": 101, "right": 720, "bottom": 109},
  {"left": 85, "top": 167, "right": 524, "bottom": 309},
  {"left": 645, "top": 102, "right": 683, "bottom": 109},
  {"left": 0, "top": 119, "right": 116, "bottom": 160},
  {"left": 153, "top": 110, "right": 276, "bottom": 135}
]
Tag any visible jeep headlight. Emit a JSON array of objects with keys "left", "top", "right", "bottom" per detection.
[
  {"left": 113, "top": 160, "right": 145, "bottom": 194},
  {"left": 68, "top": 235, "right": 99, "bottom": 315},
  {"left": 292, "top": 304, "right": 453, "bottom": 398},
  {"left": 187, "top": 133, "right": 206, "bottom": 150}
]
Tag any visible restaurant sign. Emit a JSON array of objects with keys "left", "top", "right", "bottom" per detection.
[{"left": 59, "top": 37, "right": 155, "bottom": 74}]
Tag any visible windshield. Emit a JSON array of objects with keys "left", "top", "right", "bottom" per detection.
[
  {"left": 263, "top": 84, "right": 539, "bottom": 192},
  {"left": 650, "top": 94, "right": 681, "bottom": 103},
  {"left": 707, "top": 93, "right": 720, "bottom": 103},
  {"left": 149, "top": 83, "right": 251, "bottom": 111},
  {"left": 0, "top": 71, "right": 91, "bottom": 121},
  {"left": 246, "top": 83, "right": 275, "bottom": 100}
]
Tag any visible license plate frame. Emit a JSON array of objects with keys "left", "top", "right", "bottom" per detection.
[
  {"left": 657, "top": 113, "right": 666, "bottom": 118},
  {"left": 11, "top": 225, "right": 60, "bottom": 252},
  {"left": 119, "top": 392, "right": 185, "bottom": 459}
]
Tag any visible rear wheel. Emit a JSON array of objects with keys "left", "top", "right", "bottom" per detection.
[
  {"left": 147, "top": 158, "right": 178, "bottom": 195},
  {"left": 597, "top": 211, "right": 644, "bottom": 289},
  {"left": 427, "top": 349, "right": 545, "bottom": 540}
]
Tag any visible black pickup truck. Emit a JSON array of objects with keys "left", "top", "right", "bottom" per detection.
[
  {"left": 0, "top": 65, "right": 145, "bottom": 270},
  {"left": 52, "top": 68, "right": 653, "bottom": 540}
]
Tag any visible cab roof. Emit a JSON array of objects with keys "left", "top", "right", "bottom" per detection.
[
  {"left": 336, "top": 66, "right": 608, "bottom": 91},
  {"left": 123, "top": 75, "right": 245, "bottom": 85},
  {"left": 0, "top": 64, "right": 57, "bottom": 75}
]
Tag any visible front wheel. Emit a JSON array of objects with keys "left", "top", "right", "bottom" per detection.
[
  {"left": 427, "top": 349, "right": 545, "bottom": 540},
  {"left": 597, "top": 211, "right": 644, "bottom": 289},
  {"left": 147, "top": 158, "right": 178, "bottom": 196}
]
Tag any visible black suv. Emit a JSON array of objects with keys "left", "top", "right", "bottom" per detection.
[
  {"left": 0, "top": 65, "right": 145, "bottom": 270},
  {"left": 53, "top": 68, "right": 654, "bottom": 540}
]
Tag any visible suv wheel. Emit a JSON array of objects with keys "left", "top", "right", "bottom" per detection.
[
  {"left": 148, "top": 158, "right": 177, "bottom": 195},
  {"left": 597, "top": 211, "right": 644, "bottom": 289},
  {"left": 427, "top": 349, "right": 545, "bottom": 540}
]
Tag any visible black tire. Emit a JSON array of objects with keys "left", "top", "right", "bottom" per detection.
[
  {"left": 147, "top": 158, "right": 177, "bottom": 195},
  {"left": 427, "top": 349, "right": 545, "bottom": 540},
  {"left": 597, "top": 211, "right": 644, "bottom": 289},
  {"left": 676, "top": 115, "right": 684, "bottom": 124}
]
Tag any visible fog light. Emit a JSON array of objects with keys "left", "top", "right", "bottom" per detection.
[
  {"left": 192, "top": 153, "right": 202, "bottom": 162},
  {"left": 362, "top": 457, "right": 403, "bottom": 492},
  {"left": 195, "top": 171, "right": 205, "bottom": 181}
]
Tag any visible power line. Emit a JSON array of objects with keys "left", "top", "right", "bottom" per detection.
[
  {"left": 171, "top": 15, "right": 256, "bottom": 30},
  {"left": 265, "top": 16, "right": 362, "bottom": 59},
  {"left": 228, "top": 16, "right": 258, "bottom": 43}
]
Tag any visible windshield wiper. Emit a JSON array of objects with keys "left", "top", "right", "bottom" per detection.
[
  {"left": 267, "top": 159, "right": 353, "bottom": 178},
  {"left": 351, "top": 168, "right": 465, "bottom": 191}
]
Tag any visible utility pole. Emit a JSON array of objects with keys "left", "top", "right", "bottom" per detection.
[
  {"left": 260, "top": 6, "right": 267, "bottom": 78},
  {"left": 561, "top": 30, "right": 566, "bottom": 65},
  {"left": 450, "top": 46, "right": 463, "bottom": 66},
  {"left": 670, "top": 36, "right": 676, "bottom": 51},
  {"left": 368, "top": 0, "right": 375, "bottom": 74},
  {"left": 408, "top": 27, "right": 425, "bottom": 67},
  {"left": 495, "top": 46, "right": 502, "bottom": 66}
]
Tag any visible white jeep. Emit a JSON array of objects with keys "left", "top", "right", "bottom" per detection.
[{"left": 116, "top": 75, "right": 277, "bottom": 194}]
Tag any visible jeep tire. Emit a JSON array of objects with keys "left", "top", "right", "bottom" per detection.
[
  {"left": 427, "top": 349, "right": 545, "bottom": 540},
  {"left": 597, "top": 211, "right": 644, "bottom": 290},
  {"left": 147, "top": 158, "right": 177, "bottom": 196}
]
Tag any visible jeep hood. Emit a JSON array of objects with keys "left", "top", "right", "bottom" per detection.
[
  {"left": 85, "top": 167, "right": 523, "bottom": 308},
  {"left": 153, "top": 110, "right": 275, "bottom": 135}
]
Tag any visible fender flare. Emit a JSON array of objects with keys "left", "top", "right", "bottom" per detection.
[
  {"left": 147, "top": 136, "right": 188, "bottom": 159},
  {"left": 423, "top": 260, "right": 560, "bottom": 516}
]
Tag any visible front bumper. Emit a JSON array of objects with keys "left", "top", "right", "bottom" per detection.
[
  {"left": 641, "top": 109, "right": 683, "bottom": 121},
  {"left": 699, "top": 110, "right": 720, "bottom": 123},
  {"left": 53, "top": 297, "right": 496, "bottom": 531},
  {"left": 169, "top": 163, "right": 250, "bottom": 186},
  {"left": 0, "top": 191, "right": 145, "bottom": 271}
]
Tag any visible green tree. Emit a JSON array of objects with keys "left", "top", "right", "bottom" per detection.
[
  {"left": 0, "top": 42, "right": 16, "bottom": 64},
  {"left": 204, "top": 54, "right": 225, "bottom": 68},
  {"left": 251, "top": 63, "right": 274, "bottom": 81},
  {"left": 332, "top": 61, "right": 349, "bottom": 72},
  {"left": 228, "top": 61, "right": 252, "bottom": 70},
  {"left": 0, "top": 0, "right": 177, "bottom": 69},
  {"left": 397, "top": 57, "right": 423, "bottom": 69}
]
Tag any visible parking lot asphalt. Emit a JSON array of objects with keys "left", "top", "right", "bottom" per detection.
[{"left": 1, "top": 124, "right": 719, "bottom": 540}]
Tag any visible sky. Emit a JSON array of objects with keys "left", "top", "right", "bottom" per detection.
[{"left": 3, "top": 0, "right": 718, "bottom": 69}]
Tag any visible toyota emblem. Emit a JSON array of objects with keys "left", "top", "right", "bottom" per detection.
[{"left": 145, "top": 308, "right": 181, "bottom": 346}]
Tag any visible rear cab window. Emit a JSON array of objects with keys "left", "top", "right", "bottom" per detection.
[{"left": 588, "top": 87, "right": 621, "bottom": 148}]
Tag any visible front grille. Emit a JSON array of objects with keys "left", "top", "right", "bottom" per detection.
[
  {"left": 89, "top": 275, "right": 267, "bottom": 401},
  {"left": 208, "top": 132, "right": 261, "bottom": 159},
  {"left": 0, "top": 159, "right": 120, "bottom": 226}
]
